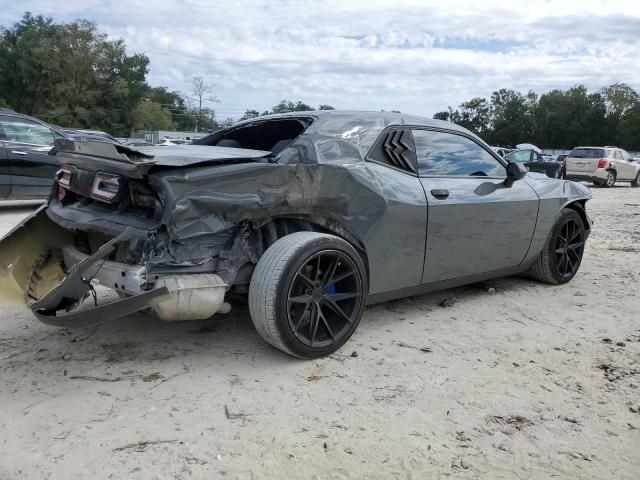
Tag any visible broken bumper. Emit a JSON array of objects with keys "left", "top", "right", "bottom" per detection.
[{"left": 0, "top": 206, "right": 231, "bottom": 328}]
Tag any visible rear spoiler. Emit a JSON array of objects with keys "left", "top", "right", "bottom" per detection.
[{"left": 53, "top": 138, "right": 156, "bottom": 164}]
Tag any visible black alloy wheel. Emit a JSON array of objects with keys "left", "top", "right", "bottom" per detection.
[
  {"left": 553, "top": 216, "right": 585, "bottom": 279},
  {"left": 287, "top": 250, "right": 363, "bottom": 349}
]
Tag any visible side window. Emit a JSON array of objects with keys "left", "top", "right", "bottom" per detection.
[
  {"left": 0, "top": 116, "right": 55, "bottom": 146},
  {"left": 621, "top": 150, "right": 632, "bottom": 161},
  {"left": 367, "top": 128, "right": 417, "bottom": 174},
  {"left": 614, "top": 150, "right": 622, "bottom": 160},
  {"left": 413, "top": 129, "right": 505, "bottom": 177}
]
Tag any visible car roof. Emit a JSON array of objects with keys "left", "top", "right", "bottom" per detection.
[{"left": 233, "top": 109, "right": 468, "bottom": 133}]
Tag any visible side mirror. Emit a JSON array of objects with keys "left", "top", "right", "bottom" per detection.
[{"left": 504, "top": 161, "right": 527, "bottom": 188}]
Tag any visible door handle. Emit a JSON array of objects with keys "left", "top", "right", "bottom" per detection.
[
  {"left": 431, "top": 189, "right": 449, "bottom": 199},
  {"left": 11, "top": 150, "right": 28, "bottom": 156}
]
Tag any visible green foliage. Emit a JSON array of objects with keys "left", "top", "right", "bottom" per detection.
[
  {"left": 0, "top": 13, "right": 150, "bottom": 136},
  {"left": 617, "top": 106, "right": 640, "bottom": 150},
  {"left": 239, "top": 109, "right": 261, "bottom": 121},
  {"left": 435, "top": 84, "right": 640, "bottom": 150},
  {"left": 268, "top": 100, "right": 314, "bottom": 114},
  {"left": 133, "top": 101, "right": 173, "bottom": 131}
]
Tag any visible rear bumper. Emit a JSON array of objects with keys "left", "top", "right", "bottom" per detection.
[
  {"left": 565, "top": 168, "right": 609, "bottom": 183},
  {"left": 0, "top": 207, "right": 228, "bottom": 328}
]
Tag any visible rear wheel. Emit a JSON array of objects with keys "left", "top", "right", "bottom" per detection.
[
  {"left": 249, "top": 232, "right": 367, "bottom": 358},
  {"left": 604, "top": 170, "right": 616, "bottom": 187},
  {"left": 529, "top": 208, "right": 586, "bottom": 285}
]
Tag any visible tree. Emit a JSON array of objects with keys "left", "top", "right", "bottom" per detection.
[
  {"left": 433, "top": 111, "right": 450, "bottom": 121},
  {"left": 617, "top": 106, "right": 640, "bottom": 150},
  {"left": 490, "top": 89, "right": 535, "bottom": 147},
  {"left": 601, "top": 83, "right": 639, "bottom": 144},
  {"left": 0, "top": 13, "right": 151, "bottom": 136},
  {"left": 319, "top": 104, "right": 335, "bottom": 110},
  {"left": 191, "top": 76, "right": 219, "bottom": 131},
  {"left": 132, "top": 101, "right": 173, "bottom": 131},
  {"left": 269, "top": 100, "right": 314, "bottom": 114},
  {"left": 239, "top": 109, "right": 260, "bottom": 121},
  {"left": 457, "top": 97, "right": 491, "bottom": 137}
]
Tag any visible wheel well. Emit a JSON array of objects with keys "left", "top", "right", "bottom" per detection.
[
  {"left": 565, "top": 200, "right": 590, "bottom": 232},
  {"left": 258, "top": 217, "right": 370, "bottom": 280}
]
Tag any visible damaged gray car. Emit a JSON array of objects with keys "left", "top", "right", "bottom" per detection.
[{"left": 0, "top": 111, "right": 592, "bottom": 358}]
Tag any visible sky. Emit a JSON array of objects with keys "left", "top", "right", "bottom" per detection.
[{"left": 2, "top": 0, "right": 640, "bottom": 119}]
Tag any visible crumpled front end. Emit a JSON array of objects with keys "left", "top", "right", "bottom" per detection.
[{"left": 0, "top": 205, "right": 230, "bottom": 327}]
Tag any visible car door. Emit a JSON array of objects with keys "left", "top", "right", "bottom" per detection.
[
  {"left": 619, "top": 150, "right": 636, "bottom": 180},
  {"left": 412, "top": 128, "right": 539, "bottom": 284},
  {"left": 0, "top": 138, "right": 10, "bottom": 197},
  {"left": 0, "top": 115, "right": 61, "bottom": 198}
]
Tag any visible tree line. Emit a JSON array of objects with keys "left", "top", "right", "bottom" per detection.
[
  {"left": 2, "top": 13, "right": 639, "bottom": 149},
  {"left": 433, "top": 84, "right": 640, "bottom": 150},
  {"left": 0, "top": 13, "right": 333, "bottom": 137}
]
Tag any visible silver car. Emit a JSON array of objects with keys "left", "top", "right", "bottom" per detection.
[{"left": 564, "top": 146, "right": 640, "bottom": 187}]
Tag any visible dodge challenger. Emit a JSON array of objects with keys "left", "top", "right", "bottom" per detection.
[{"left": 0, "top": 111, "right": 592, "bottom": 358}]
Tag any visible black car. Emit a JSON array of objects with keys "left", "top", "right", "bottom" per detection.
[
  {"left": 0, "top": 109, "right": 118, "bottom": 200},
  {"left": 504, "top": 149, "right": 563, "bottom": 179},
  {"left": 0, "top": 109, "right": 66, "bottom": 199}
]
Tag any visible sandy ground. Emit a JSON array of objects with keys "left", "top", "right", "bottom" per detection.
[{"left": 0, "top": 188, "right": 638, "bottom": 480}]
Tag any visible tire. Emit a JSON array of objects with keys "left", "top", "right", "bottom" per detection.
[
  {"left": 604, "top": 170, "right": 616, "bottom": 188},
  {"left": 631, "top": 172, "right": 640, "bottom": 188},
  {"left": 529, "top": 208, "right": 586, "bottom": 285},
  {"left": 249, "top": 232, "right": 367, "bottom": 358}
]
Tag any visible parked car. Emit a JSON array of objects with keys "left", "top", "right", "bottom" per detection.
[
  {"left": 564, "top": 146, "right": 640, "bottom": 187},
  {"left": 62, "top": 128, "right": 120, "bottom": 144},
  {"left": 504, "top": 149, "right": 563, "bottom": 179},
  {"left": 0, "top": 109, "right": 123, "bottom": 200},
  {"left": 491, "top": 146, "right": 513, "bottom": 158},
  {"left": 157, "top": 138, "right": 191, "bottom": 146},
  {"left": 0, "top": 111, "right": 592, "bottom": 358},
  {"left": 0, "top": 108, "right": 67, "bottom": 199},
  {"left": 124, "top": 140, "right": 153, "bottom": 147}
]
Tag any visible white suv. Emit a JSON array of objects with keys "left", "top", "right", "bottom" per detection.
[{"left": 564, "top": 146, "right": 640, "bottom": 187}]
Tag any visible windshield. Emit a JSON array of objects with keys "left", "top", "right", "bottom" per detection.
[
  {"left": 504, "top": 150, "right": 532, "bottom": 163},
  {"left": 568, "top": 148, "right": 606, "bottom": 158}
]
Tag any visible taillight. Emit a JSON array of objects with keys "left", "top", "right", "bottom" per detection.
[
  {"left": 91, "top": 172, "right": 121, "bottom": 203},
  {"left": 597, "top": 159, "right": 608, "bottom": 168},
  {"left": 57, "top": 166, "right": 74, "bottom": 189}
]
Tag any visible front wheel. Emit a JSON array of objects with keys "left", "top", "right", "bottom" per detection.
[
  {"left": 249, "top": 232, "right": 367, "bottom": 358},
  {"left": 529, "top": 208, "right": 586, "bottom": 285},
  {"left": 631, "top": 172, "right": 640, "bottom": 188}
]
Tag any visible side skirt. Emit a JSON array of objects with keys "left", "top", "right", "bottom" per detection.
[{"left": 365, "top": 264, "right": 532, "bottom": 305}]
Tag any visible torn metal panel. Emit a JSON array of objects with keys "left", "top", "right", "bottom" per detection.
[{"left": 0, "top": 205, "right": 74, "bottom": 306}]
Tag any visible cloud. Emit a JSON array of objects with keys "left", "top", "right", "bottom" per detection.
[{"left": 2, "top": 0, "right": 639, "bottom": 118}]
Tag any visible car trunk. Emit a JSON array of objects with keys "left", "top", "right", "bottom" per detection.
[
  {"left": 566, "top": 148, "right": 606, "bottom": 172},
  {"left": 0, "top": 139, "right": 273, "bottom": 310},
  {"left": 46, "top": 139, "right": 273, "bottom": 232}
]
